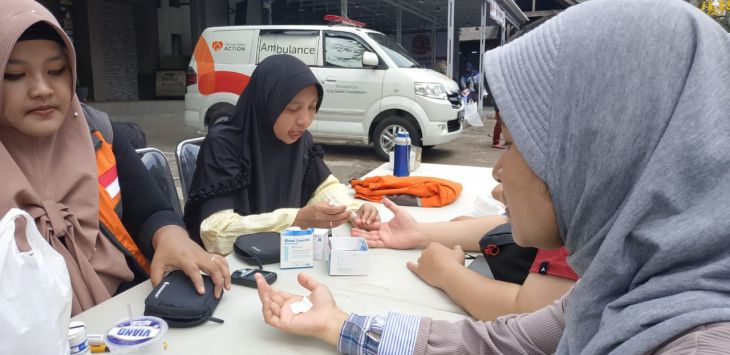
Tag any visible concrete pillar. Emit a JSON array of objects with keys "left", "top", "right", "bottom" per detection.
[
  {"left": 478, "top": 0, "right": 487, "bottom": 115},
  {"left": 341, "top": 0, "right": 348, "bottom": 17},
  {"left": 190, "top": 0, "right": 207, "bottom": 43},
  {"left": 501, "top": 23, "right": 506, "bottom": 44},
  {"left": 396, "top": 1, "right": 402, "bottom": 45},
  {"left": 191, "top": 0, "right": 238, "bottom": 38},
  {"left": 248, "top": 0, "right": 264, "bottom": 25},
  {"left": 431, "top": 13, "right": 436, "bottom": 69},
  {"left": 72, "top": 0, "right": 94, "bottom": 100},
  {"left": 446, "top": 0, "right": 455, "bottom": 78},
  {"left": 135, "top": 1, "right": 160, "bottom": 99},
  {"left": 86, "top": 0, "right": 107, "bottom": 100}
]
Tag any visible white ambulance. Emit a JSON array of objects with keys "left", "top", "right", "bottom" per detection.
[{"left": 185, "top": 19, "right": 464, "bottom": 160}]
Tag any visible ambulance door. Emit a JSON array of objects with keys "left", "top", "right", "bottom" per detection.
[{"left": 310, "top": 31, "right": 384, "bottom": 138}]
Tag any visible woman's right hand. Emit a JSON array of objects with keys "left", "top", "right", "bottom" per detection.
[
  {"left": 293, "top": 201, "right": 353, "bottom": 229},
  {"left": 257, "top": 273, "right": 348, "bottom": 346}
]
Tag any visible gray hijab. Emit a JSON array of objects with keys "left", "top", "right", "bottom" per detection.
[{"left": 484, "top": 0, "right": 730, "bottom": 353}]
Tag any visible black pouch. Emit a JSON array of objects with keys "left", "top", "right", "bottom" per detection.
[
  {"left": 479, "top": 223, "right": 538, "bottom": 285},
  {"left": 144, "top": 270, "right": 223, "bottom": 328},
  {"left": 233, "top": 232, "right": 280, "bottom": 267}
]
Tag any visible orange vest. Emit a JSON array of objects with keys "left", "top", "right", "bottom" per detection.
[
  {"left": 350, "top": 175, "right": 463, "bottom": 207},
  {"left": 91, "top": 130, "right": 151, "bottom": 276}
]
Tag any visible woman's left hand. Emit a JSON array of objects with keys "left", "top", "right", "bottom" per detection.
[
  {"left": 353, "top": 203, "right": 380, "bottom": 230},
  {"left": 150, "top": 225, "right": 231, "bottom": 298},
  {"left": 406, "top": 242, "right": 465, "bottom": 289},
  {"left": 257, "top": 273, "right": 348, "bottom": 346}
]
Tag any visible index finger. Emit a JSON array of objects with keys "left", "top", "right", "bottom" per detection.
[
  {"left": 382, "top": 198, "right": 400, "bottom": 212},
  {"left": 333, "top": 210, "right": 353, "bottom": 221},
  {"left": 212, "top": 260, "right": 231, "bottom": 297},
  {"left": 256, "top": 273, "right": 272, "bottom": 302},
  {"left": 406, "top": 261, "right": 419, "bottom": 274},
  {"left": 322, "top": 204, "right": 347, "bottom": 215},
  {"left": 362, "top": 233, "right": 386, "bottom": 248},
  {"left": 197, "top": 256, "right": 229, "bottom": 298},
  {"left": 214, "top": 256, "right": 232, "bottom": 290},
  {"left": 370, "top": 222, "right": 383, "bottom": 230},
  {"left": 364, "top": 207, "right": 379, "bottom": 223},
  {"left": 180, "top": 263, "right": 206, "bottom": 295},
  {"left": 149, "top": 260, "right": 165, "bottom": 287},
  {"left": 351, "top": 227, "right": 376, "bottom": 237}
]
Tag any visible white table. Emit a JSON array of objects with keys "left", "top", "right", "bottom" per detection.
[{"left": 73, "top": 163, "right": 497, "bottom": 354}]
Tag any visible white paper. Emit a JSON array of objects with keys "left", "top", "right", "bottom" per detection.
[{"left": 289, "top": 296, "right": 313, "bottom": 314}]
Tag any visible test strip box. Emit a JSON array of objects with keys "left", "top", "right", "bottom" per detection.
[{"left": 328, "top": 237, "right": 369, "bottom": 275}]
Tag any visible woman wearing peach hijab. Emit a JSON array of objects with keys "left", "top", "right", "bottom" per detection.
[{"left": 1, "top": 0, "right": 230, "bottom": 316}]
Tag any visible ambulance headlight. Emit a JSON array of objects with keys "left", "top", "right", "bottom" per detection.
[{"left": 414, "top": 83, "right": 448, "bottom": 100}]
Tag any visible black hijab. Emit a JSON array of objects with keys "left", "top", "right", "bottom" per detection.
[{"left": 184, "top": 55, "right": 328, "bottom": 241}]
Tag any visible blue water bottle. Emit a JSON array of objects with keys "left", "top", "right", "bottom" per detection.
[{"left": 393, "top": 131, "right": 410, "bottom": 177}]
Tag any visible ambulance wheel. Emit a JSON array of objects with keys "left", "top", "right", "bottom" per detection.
[{"left": 372, "top": 117, "right": 420, "bottom": 161}]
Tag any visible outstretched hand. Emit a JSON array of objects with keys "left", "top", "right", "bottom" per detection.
[
  {"left": 150, "top": 225, "right": 231, "bottom": 298},
  {"left": 351, "top": 198, "right": 423, "bottom": 249},
  {"left": 257, "top": 273, "right": 348, "bottom": 346}
]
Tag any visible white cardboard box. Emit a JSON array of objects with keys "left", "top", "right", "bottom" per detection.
[
  {"left": 328, "top": 237, "right": 369, "bottom": 275},
  {"left": 312, "top": 228, "right": 330, "bottom": 261}
]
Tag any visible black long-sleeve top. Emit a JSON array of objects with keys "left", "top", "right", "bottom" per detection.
[{"left": 111, "top": 125, "right": 185, "bottom": 291}]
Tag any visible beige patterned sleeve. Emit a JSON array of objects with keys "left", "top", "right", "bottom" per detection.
[
  {"left": 307, "top": 174, "right": 362, "bottom": 211},
  {"left": 200, "top": 208, "right": 299, "bottom": 254}
]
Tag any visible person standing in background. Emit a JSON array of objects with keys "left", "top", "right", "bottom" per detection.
[
  {"left": 484, "top": 78, "right": 505, "bottom": 149},
  {"left": 459, "top": 62, "right": 479, "bottom": 103}
]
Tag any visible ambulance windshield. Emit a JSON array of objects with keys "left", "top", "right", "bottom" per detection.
[{"left": 368, "top": 33, "right": 421, "bottom": 68}]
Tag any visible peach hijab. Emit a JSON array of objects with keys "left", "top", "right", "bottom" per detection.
[{"left": 0, "top": 0, "right": 133, "bottom": 315}]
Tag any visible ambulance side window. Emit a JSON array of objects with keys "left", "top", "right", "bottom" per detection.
[
  {"left": 257, "top": 30, "right": 319, "bottom": 66},
  {"left": 324, "top": 32, "right": 369, "bottom": 69}
]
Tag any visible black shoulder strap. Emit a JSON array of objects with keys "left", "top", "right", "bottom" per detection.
[{"left": 82, "top": 103, "right": 113, "bottom": 146}]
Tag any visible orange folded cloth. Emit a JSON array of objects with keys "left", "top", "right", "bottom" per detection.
[{"left": 350, "top": 175, "right": 463, "bottom": 207}]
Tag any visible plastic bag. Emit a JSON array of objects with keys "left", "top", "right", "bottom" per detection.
[
  {"left": 0, "top": 208, "right": 72, "bottom": 355},
  {"left": 464, "top": 101, "right": 483, "bottom": 127}
]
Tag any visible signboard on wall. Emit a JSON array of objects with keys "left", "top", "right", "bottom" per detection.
[
  {"left": 489, "top": 0, "right": 506, "bottom": 27},
  {"left": 155, "top": 70, "right": 186, "bottom": 97}
]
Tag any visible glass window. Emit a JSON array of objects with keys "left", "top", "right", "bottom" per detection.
[
  {"left": 258, "top": 30, "right": 319, "bottom": 65},
  {"left": 367, "top": 32, "right": 420, "bottom": 68},
  {"left": 324, "top": 33, "right": 368, "bottom": 68}
]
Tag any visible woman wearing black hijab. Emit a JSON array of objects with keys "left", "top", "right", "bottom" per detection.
[{"left": 184, "top": 55, "right": 379, "bottom": 254}]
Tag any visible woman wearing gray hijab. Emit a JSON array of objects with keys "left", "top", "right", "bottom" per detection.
[{"left": 254, "top": 0, "right": 730, "bottom": 353}]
